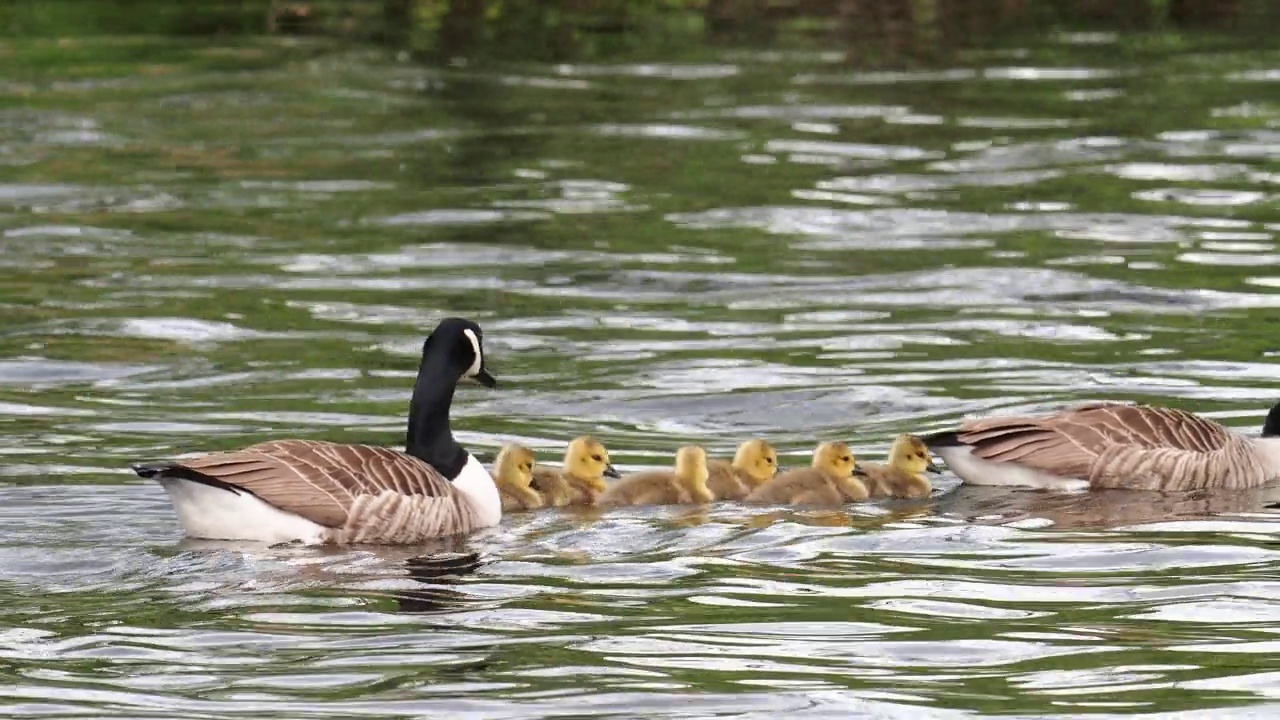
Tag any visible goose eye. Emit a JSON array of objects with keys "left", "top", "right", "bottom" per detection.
[
  {"left": 591, "top": 454, "right": 603, "bottom": 462},
  {"left": 841, "top": 455, "right": 851, "bottom": 462},
  {"left": 765, "top": 457, "right": 774, "bottom": 464}
]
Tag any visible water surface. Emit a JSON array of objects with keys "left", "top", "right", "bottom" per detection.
[{"left": 3, "top": 17, "right": 1280, "bottom": 719}]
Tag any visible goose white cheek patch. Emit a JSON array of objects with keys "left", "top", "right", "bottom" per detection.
[{"left": 462, "top": 328, "right": 483, "bottom": 378}]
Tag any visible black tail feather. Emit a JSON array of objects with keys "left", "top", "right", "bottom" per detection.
[
  {"left": 131, "top": 462, "right": 172, "bottom": 479},
  {"left": 922, "top": 430, "right": 962, "bottom": 448},
  {"left": 130, "top": 462, "right": 249, "bottom": 496}
]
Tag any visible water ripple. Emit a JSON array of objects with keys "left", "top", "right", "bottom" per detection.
[{"left": 5, "top": 26, "right": 1280, "bottom": 720}]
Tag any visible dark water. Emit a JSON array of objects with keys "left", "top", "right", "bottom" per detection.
[{"left": 4, "top": 15, "right": 1280, "bottom": 719}]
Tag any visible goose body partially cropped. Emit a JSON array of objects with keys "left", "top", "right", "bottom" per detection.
[
  {"left": 133, "top": 317, "right": 502, "bottom": 544},
  {"left": 925, "top": 400, "right": 1280, "bottom": 492}
]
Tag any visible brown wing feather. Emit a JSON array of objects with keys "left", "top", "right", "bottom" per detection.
[
  {"left": 953, "top": 403, "right": 1236, "bottom": 486},
  {"left": 177, "top": 439, "right": 453, "bottom": 528}
]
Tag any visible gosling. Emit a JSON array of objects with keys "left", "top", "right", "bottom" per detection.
[
  {"left": 859, "top": 434, "right": 939, "bottom": 499},
  {"left": 707, "top": 438, "right": 778, "bottom": 500},
  {"left": 744, "top": 441, "right": 868, "bottom": 505},
  {"left": 599, "top": 445, "right": 714, "bottom": 506},
  {"left": 530, "top": 435, "right": 620, "bottom": 507},
  {"left": 492, "top": 443, "right": 542, "bottom": 512}
]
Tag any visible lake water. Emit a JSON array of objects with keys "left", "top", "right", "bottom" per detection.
[{"left": 4, "top": 15, "right": 1280, "bottom": 719}]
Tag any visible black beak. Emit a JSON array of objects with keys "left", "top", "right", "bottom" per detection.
[
  {"left": 604, "top": 463, "right": 621, "bottom": 479},
  {"left": 475, "top": 367, "right": 497, "bottom": 388},
  {"left": 853, "top": 463, "right": 868, "bottom": 477},
  {"left": 926, "top": 460, "right": 941, "bottom": 474}
]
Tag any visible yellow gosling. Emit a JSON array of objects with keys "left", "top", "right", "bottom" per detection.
[
  {"left": 530, "top": 436, "right": 620, "bottom": 507},
  {"left": 600, "top": 445, "right": 713, "bottom": 506},
  {"left": 744, "top": 441, "right": 867, "bottom": 505},
  {"left": 707, "top": 438, "right": 778, "bottom": 501},
  {"left": 859, "top": 434, "right": 938, "bottom": 499},
  {"left": 492, "top": 443, "right": 541, "bottom": 512}
]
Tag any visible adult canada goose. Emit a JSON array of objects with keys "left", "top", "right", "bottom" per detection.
[
  {"left": 492, "top": 443, "right": 542, "bottom": 512},
  {"left": 924, "top": 400, "right": 1280, "bottom": 492},
  {"left": 859, "top": 434, "right": 940, "bottom": 499},
  {"left": 706, "top": 438, "right": 778, "bottom": 500},
  {"left": 745, "top": 441, "right": 867, "bottom": 505},
  {"left": 132, "top": 317, "right": 502, "bottom": 544},
  {"left": 599, "top": 445, "right": 714, "bottom": 506}
]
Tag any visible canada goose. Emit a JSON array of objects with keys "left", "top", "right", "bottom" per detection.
[
  {"left": 530, "top": 435, "right": 620, "bottom": 506},
  {"left": 600, "top": 445, "right": 714, "bottom": 506},
  {"left": 859, "top": 434, "right": 940, "bottom": 499},
  {"left": 924, "top": 400, "right": 1280, "bottom": 492},
  {"left": 745, "top": 441, "right": 868, "bottom": 505},
  {"left": 132, "top": 317, "right": 501, "bottom": 544},
  {"left": 492, "top": 443, "right": 541, "bottom": 512},
  {"left": 707, "top": 438, "right": 778, "bottom": 500}
]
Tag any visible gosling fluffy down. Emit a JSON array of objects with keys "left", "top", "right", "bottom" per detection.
[
  {"left": 745, "top": 441, "right": 867, "bottom": 506},
  {"left": 530, "top": 435, "right": 620, "bottom": 507},
  {"left": 492, "top": 443, "right": 542, "bottom": 512},
  {"left": 706, "top": 438, "right": 778, "bottom": 500},
  {"left": 600, "top": 445, "right": 714, "bottom": 506},
  {"left": 858, "top": 434, "right": 939, "bottom": 499}
]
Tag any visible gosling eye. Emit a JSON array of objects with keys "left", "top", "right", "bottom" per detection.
[
  {"left": 841, "top": 455, "right": 851, "bottom": 462},
  {"left": 765, "top": 457, "right": 774, "bottom": 465},
  {"left": 591, "top": 454, "right": 603, "bottom": 462}
]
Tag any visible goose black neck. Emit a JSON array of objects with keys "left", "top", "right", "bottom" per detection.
[
  {"left": 405, "top": 354, "right": 467, "bottom": 479},
  {"left": 1263, "top": 401, "right": 1280, "bottom": 439}
]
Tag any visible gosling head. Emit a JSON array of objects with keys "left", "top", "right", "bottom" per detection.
[
  {"left": 887, "top": 434, "right": 940, "bottom": 475},
  {"left": 680, "top": 443, "right": 711, "bottom": 499},
  {"left": 563, "top": 435, "right": 621, "bottom": 491},
  {"left": 674, "top": 444, "right": 710, "bottom": 489},
  {"left": 494, "top": 443, "right": 536, "bottom": 488},
  {"left": 732, "top": 438, "right": 778, "bottom": 484},
  {"left": 811, "top": 441, "right": 856, "bottom": 480}
]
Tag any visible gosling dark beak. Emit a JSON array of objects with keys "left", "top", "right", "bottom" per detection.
[
  {"left": 926, "top": 460, "right": 942, "bottom": 474},
  {"left": 604, "top": 463, "right": 621, "bottom": 479},
  {"left": 853, "top": 463, "right": 868, "bottom": 477},
  {"left": 474, "top": 367, "right": 497, "bottom": 388}
]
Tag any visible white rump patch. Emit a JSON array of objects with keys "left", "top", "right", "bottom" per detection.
[
  {"left": 935, "top": 446, "right": 1089, "bottom": 492},
  {"left": 454, "top": 453, "right": 502, "bottom": 526},
  {"left": 157, "top": 477, "right": 327, "bottom": 544},
  {"left": 462, "top": 328, "right": 483, "bottom": 379}
]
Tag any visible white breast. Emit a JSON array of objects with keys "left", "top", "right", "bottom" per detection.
[
  {"left": 452, "top": 453, "right": 503, "bottom": 527},
  {"left": 157, "top": 477, "right": 327, "bottom": 544},
  {"left": 935, "top": 446, "right": 1090, "bottom": 492}
]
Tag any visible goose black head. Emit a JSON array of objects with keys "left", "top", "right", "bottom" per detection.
[
  {"left": 1263, "top": 400, "right": 1280, "bottom": 438},
  {"left": 423, "top": 317, "right": 497, "bottom": 388}
]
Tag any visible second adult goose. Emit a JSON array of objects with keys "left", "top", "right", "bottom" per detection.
[
  {"left": 925, "top": 400, "right": 1280, "bottom": 492},
  {"left": 132, "top": 317, "right": 502, "bottom": 544}
]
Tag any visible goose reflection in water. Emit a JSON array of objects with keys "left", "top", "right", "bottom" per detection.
[
  {"left": 172, "top": 535, "right": 489, "bottom": 614},
  {"left": 936, "top": 484, "right": 1280, "bottom": 530}
]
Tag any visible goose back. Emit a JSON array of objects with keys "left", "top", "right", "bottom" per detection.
[
  {"left": 942, "top": 402, "right": 1273, "bottom": 491},
  {"left": 157, "top": 439, "right": 488, "bottom": 542}
]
